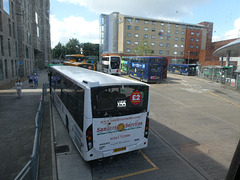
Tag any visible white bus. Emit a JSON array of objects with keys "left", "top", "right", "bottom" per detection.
[
  {"left": 50, "top": 66, "right": 150, "bottom": 161},
  {"left": 101, "top": 56, "right": 121, "bottom": 75}
]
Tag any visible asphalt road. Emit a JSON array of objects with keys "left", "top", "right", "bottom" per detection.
[{"left": 54, "top": 72, "right": 240, "bottom": 180}]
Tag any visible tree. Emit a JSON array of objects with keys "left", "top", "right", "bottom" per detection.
[
  {"left": 82, "top": 43, "right": 99, "bottom": 56},
  {"left": 52, "top": 42, "right": 67, "bottom": 59},
  {"left": 134, "top": 39, "right": 152, "bottom": 56},
  {"left": 65, "top": 38, "right": 82, "bottom": 55}
]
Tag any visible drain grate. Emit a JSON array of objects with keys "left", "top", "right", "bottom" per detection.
[{"left": 55, "top": 145, "right": 70, "bottom": 154}]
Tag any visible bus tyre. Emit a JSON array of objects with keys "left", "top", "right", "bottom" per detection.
[{"left": 66, "top": 115, "right": 69, "bottom": 133}]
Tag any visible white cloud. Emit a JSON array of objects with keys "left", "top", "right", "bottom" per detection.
[
  {"left": 50, "top": 15, "right": 99, "bottom": 48},
  {"left": 56, "top": 0, "right": 208, "bottom": 20},
  {"left": 213, "top": 17, "right": 240, "bottom": 42}
]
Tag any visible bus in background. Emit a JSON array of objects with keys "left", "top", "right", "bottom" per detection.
[
  {"left": 65, "top": 54, "right": 85, "bottom": 63},
  {"left": 101, "top": 56, "right": 121, "bottom": 75},
  {"left": 168, "top": 64, "right": 197, "bottom": 76},
  {"left": 64, "top": 54, "right": 96, "bottom": 71},
  {"left": 129, "top": 56, "right": 168, "bottom": 83},
  {"left": 121, "top": 56, "right": 131, "bottom": 74},
  {"left": 50, "top": 66, "right": 150, "bottom": 161},
  {"left": 85, "top": 56, "right": 99, "bottom": 71}
]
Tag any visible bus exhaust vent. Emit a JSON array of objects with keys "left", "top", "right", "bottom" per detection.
[{"left": 55, "top": 145, "right": 70, "bottom": 154}]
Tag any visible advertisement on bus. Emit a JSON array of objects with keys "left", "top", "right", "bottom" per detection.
[{"left": 93, "top": 113, "right": 146, "bottom": 152}]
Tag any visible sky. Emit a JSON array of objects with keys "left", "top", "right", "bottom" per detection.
[{"left": 50, "top": 0, "right": 240, "bottom": 48}]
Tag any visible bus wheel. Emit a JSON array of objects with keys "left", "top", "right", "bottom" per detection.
[{"left": 66, "top": 115, "right": 69, "bottom": 133}]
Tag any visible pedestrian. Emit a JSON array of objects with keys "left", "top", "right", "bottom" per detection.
[
  {"left": 15, "top": 79, "right": 23, "bottom": 97},
  {"left": 28, "top": 74, "right": 33, "bottom": 87},
  {"left": 33, "top": 73, "right": 38, "bottom": 87}
]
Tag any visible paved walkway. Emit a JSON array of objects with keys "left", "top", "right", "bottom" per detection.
[{"left": 0, "top": 70, "right": 50, "bottom": 179}]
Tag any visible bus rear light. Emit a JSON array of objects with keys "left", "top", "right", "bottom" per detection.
[
  {"left": 86, "top": 125, "right": 93, "bottom": 150},
  {"left": 144, "top": 117, "right": 149, "bottom": 138}
]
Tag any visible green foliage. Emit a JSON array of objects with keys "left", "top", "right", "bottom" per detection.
[
  {"left": 51, "top": 38, "right": 99, "bottom": 59},
  {"left": 134, "top": 39, "right": 152, "bottom": 56}
]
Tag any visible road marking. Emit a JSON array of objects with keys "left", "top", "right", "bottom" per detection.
[
  {"left": 208, "top": 91, "right": 240, "bottom": 109},
  {"left": 106, "top": 150, "right": 158, "bottom": 180}
]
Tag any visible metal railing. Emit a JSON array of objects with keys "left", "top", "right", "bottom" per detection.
[{"left": 14, "top": 82, "right": 48, "bottom": 180}]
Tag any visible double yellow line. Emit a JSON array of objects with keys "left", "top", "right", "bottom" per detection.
[{"left": 106, "top": 150, "right": 158, "bottom": 180}]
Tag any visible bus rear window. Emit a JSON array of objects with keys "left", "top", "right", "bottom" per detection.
[{"left": 91, "top": 85, "right": 149, "bottom": 118}]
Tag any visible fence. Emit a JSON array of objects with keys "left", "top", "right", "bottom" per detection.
[
  {"left": 199, "top": 66, "right": 240, "bottom": 91},
  {"left": 14, "top": 82, "right": 48, "bottom": 180}
]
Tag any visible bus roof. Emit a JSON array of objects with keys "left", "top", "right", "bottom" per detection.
[{"left": 51, "top": 66, "right": 148, "bottom": 88}]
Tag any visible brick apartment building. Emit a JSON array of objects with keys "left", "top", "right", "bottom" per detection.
[
  {"left": 0, "top": 0, "right": 51, "bottom": 87},
  {"left": 100, "top": 12, "right": 237, "bottom": 67}
]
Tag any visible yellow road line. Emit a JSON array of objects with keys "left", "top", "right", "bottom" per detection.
[
  {"left": 208, "top": 91, "right": 240, "bottom": 109},
  {"left": 106, "top": 150, "right": 158, "bottom": 180}
]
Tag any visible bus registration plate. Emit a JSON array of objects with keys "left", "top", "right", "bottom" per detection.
[{"left": 113, "top": 147, "right": 126, "bottom": 153}]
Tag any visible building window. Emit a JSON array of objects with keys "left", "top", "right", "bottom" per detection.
[
  {"left": 159, "top": 50, "right": 163, "bottom": 54},
  {"left": 135, "top": 41, "right": 139, "bottom": 45},
  {"left": 166, "top": 51, "right": 169, "bottom": 55},
  {"left": 181, "top": 31, "right": 185, "bottom": 35},
  {"left": 160, "top": 29, "right": 164, "bottom": 32},
  {"left": 144, "top": 34, "right": 148, "bottom": 38},
  {"left": 151, "top": 42, "right": 155, "bottom": 46},
  {"left": 196, "top": 32, "right": 200, "bottom": 36},
  {"left": 151, "top": 50, "right": 154, "bottom": 54},
  {"left": 127, "top": 18, "right": 132, "bottom": 22},
  {"left": 127, "top": 49, "right": 131, "bottom": 52},
  {"left": 180, "top": 52, "right": 184, "bottom": 55},
  {"left": 196, "top": 38, "right": 199, "bottom": 42},
  {"left": 152, "top": 28, "right": 155, "bottom": 32},
  {"left": 160, "top": 36, "right": 164, "bottom": 40},
  {"left": 190, "top": 38, "right": 194, "bottom": 41},
  {"left": 190, "top": 45, "right": 193, "bottom": 48},
  {"left": 0, "top": 35, "right": 4, "bottom": 56},
  {"left": 127, "top": 33, "right": 131, "bottom": 37},
  {"left": 135, "top": 19, "right": 139, "bottom": 23},
  {"left": 127, "top": 25, "right": 131, "bottom": 29},
  {"left": 152, "top": 21, "right": 156, "bottom": 25},
  {"left": 167, "top": 37, "right": 170, "bottom": 40},
  {"left": 161, "top": 22, "right": 164, "bottom": 26},
  {"left": 160, "top": 43, "right": 163, "bottom": 47},
  {"left": 195, "top": 27, "right": 199, "bottom": 30},
  {"left": 127, "top": 40, "right": 131, "bottom": 44},
  {"left": 175, "top": 37, "right": 179, "bottom": 41},
  {"left": 181, "top": 45, "right": 184, "bottom": 48},
  {"left": 145, "top": 20, "right": 148, "bottom": 24},
  {"left": 181, "top": 38, "right": 184, "bottom": 41},
  {"left": 135, "top": 26, "right": 139, "bottom": 30},
  {"left": 175, "top": 31, "right": 179, "bottom": 34},
  {"left": 189, "top": 26, "right": 193, "bottom": 29},
  {"left": 176, "top": 24, "right": 179, "bottom": 28},
  {"left": 8, "top": 19, "right": 11, "bottom": 36},
  {"left": 144, "top": 27, "right": 148, "bottom": 31},
  {"left": 191, "top": 32, "right": 194, "bottom": 35},
  {"left": 135, "top": 34, "right": 139, "bottom": 38},
  {"left": 182, "top": 25, "right": 185, "bottom": 28},
  {"left": 144, "top": 42, "right": 147, "bottom": 45},
  {"left": 167, "top": 30, "right": 171, "bottom": 33},
  {"left": 151, "top": 35, "right": 155, "bottom": 39},
  {"left": 174, "top": 51, "right": 177, "bottom": 55},
  {"left": 196, "top": 45, "right": 199, "bottom": 48},
  {"left": 8, "top": 39, "right": 11, "bottom": 57},
  {"left": 166, "top": 43, "right": 170, "bottom": 47}
]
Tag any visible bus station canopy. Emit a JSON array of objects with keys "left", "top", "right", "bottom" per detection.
[{"left": 214, "top": 38, "right": 240, "bottom": 57}]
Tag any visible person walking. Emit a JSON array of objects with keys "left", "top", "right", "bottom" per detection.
[
  {"left": 28, "top": 74, "right": 33, "bottom": 87},
  {"left": 15, "top": 79, "right": 23, "bottom": 97},
  {"left": 33, "top": 73, "right": 38, "bottom": 87}
]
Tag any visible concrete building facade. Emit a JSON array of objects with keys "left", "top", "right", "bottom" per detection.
[
  {"left": 100, "top": 12, "right": 213, "bottom": 65},
  {"left": 0, "top": 0, "right": 51, "bottom": 87}
]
